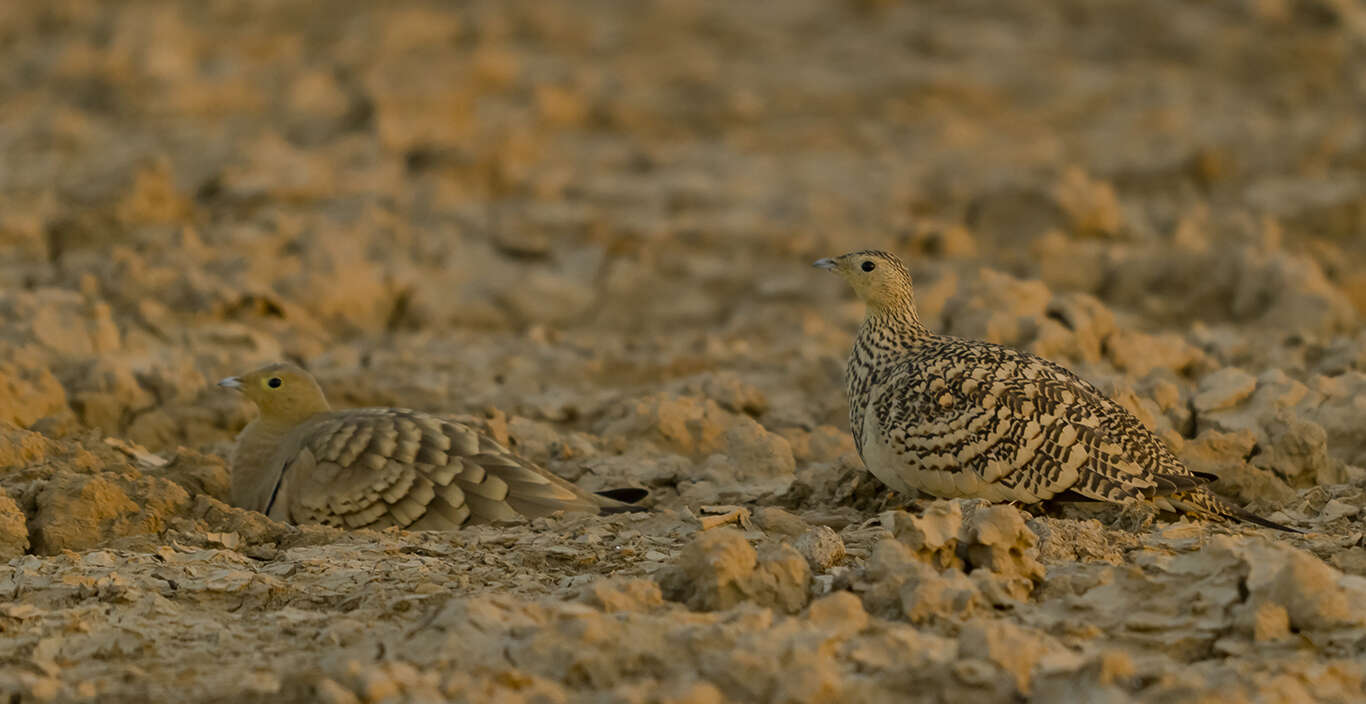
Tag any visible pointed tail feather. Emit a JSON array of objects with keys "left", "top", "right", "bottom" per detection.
[
  {"left": 595, "top": 487, "right": 650, "bottom": 514},
  {"left": 596, "top": 487, "right": 649, "bottom": 503},
  {"left": 1170, "top": 487, "right": 1300, "bottom": 534}
]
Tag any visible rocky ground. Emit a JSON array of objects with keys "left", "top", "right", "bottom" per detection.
[{"left": 1, "top": 0, "right": 1365, "bottom": 701}]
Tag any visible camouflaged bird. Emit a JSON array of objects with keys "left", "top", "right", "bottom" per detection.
[
  {"left": 219, "top": 363, "right": 645, "bottom": 529},
  {"left": 815, "top": 249, "right": 1292, "bottom": 531}
]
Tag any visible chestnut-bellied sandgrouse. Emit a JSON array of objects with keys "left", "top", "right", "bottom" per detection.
[
  {"left": 814, "top": 249, "right": 1292, "bottom": 531},
  {"left": 219, "top": 362, "right": 645, "bottom": 529}
]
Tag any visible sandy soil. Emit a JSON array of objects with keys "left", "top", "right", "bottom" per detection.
[{"left": 2, "top": 0, "right": 1366, "bottom": 701}]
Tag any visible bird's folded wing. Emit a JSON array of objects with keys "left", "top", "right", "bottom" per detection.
[
  {"left": 1022, "top": 354, "right": 1215, "bottom": 493},
  {"left": 274, "top": 409, "right": 603, "bottom": 529},
  {"left": 869, "top": 347, "right": 1165, "bottom": 504}
]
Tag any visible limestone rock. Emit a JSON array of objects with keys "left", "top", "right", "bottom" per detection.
[
  {"left": 882, "top": 500, "right": 1045, "bottom": 598},
  {"left": 881, "top": 500, "right": 964, "bottom": 570},
  {"left": 959, "top": 620, "right": 1057, "bottom": 695},
  {"left": 0, "top": 422, "right": 61, "bottom": 470},
  {"left": 859, "top": 538, "right": 985, "bottom": 622},
  {"left": 901, "top": 563, "right": 987, "bottom": 624},
  {"left": 0, "top": 361, "right": 68, "bottom": 428},
  {"left": 805, "top": 591, "right": 868, "bottom": 635},
  {"left": 1027, "top": 517, "right": 1130, "bottom": 565},
  {"left": 1231, "top": 538, "right": 1366, "bottom": 633},
  {"left": 599, "top": 394, "right": 794, "bottom": 480},
  {"left": 149, "top": 449, "right": 232, "bottom": 502},
  {"left": 961, "top": 504, "right": 1046, "bottom": 601},
  {"left": 0, "top": 487, "right": 29, "bottom": 559},
  {"left": 793, "top": 526, "right": 846, "bottom": 572},
  {"left": 578, "top": 578, "right": 665, "bottom": 613},
  {"left": 1193, "top": 367, "right": 1257, "bottom": 413},
  {"left": 31, "top": 472, "right": 192, "bottom": 554},
  {"left": 656, "top": 529, "right": 812, "bottom": 614},
  {"left": 752, "top": 507, "right": 810, "bottom": 537}
]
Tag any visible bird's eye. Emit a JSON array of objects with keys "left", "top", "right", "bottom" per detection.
[
  {"left": 861, "top": 260, "right": 876, "bottom": 272},
  {"left": 267, "top": 377, "right": 282, "bottom": 389}
]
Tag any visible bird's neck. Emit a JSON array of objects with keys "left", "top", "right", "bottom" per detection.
[
  {"left": 229, "top": 417, "right": 301, "bottom": 513},
  {"left": 846, "top": 303, "right": 930, "bottom": 446},
  {"left": 861, "top": 303, "right": 928, "bottom": 341},
  {"left": 851, "top": 305, "right": 930, "bottom": 380}
]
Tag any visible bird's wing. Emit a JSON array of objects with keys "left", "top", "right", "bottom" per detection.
[
  {"left": 866, "top": 339, "right": 1182, "bottom": 504},
  {"left": 272, "top": 408, "right": 606, "bottom": 529},
  {"left": 1036, "top": 357, "right": 1211, "bottom": 485}
]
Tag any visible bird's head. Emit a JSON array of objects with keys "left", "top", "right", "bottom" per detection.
[
  {"left": 813, "top": 249, "right": 916, "bottom": 315},
  {"left": 218, "top": 362, "right": 330, "bottom": 426}
]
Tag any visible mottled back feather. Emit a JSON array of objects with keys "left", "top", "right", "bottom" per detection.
[{"left": 263, "top": 408, "right": 617, "bottom": 529}]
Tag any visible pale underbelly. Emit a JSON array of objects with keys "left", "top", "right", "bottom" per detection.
[{"left": 858, "top": 413, "right": 1037, "bottom": 503}]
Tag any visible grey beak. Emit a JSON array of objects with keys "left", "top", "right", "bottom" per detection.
[
  {"left": 217, "top": 376, "right": 244, "bottom": 390},
  {"left": 812, "top": 258, "right": 838, "bottom": 270}
]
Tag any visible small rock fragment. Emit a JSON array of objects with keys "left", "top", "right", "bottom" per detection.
[
  {"left": 694, "top": 372, "right": 769, "bottom": 415},
  {"left": 313, "top": 678, "right": 360, "bottom": 704},
  {"left": 959, "top": 620, "right": 1053, "bottom": 695},
  {"left": 1193, "top": 367, "right": 1258, "bottom": 413},
  {"left": 656, "top": 529, "right": 811, "bottom": 613},
  {"left": 0, "top": 361, "right": 70, "bottom": 427},
  {"left": 961, "top": 504, "right": 1046, "bottom": 600},
  {"left": 806, "top": 591, "right": 868, "bottom": 635},
  {"left": 1238, "top": 538, "right": 1366, "bottom": 632},
  {"left": 793, "top": 525, "right": 846, "bottom": 572},
  {"left": 190, "top": 495, "right": 293, "bottom": 546},
  {"left": 150, "top": 448, "right": 233, "bottom": 502},
  {"left": 31, "top": 471, "right": 192, "bottom": 554},
  {"left": 900, "top": 566, "right": 985, "bottom": 624},
  {"left": 1252, "top": 603, "right": 1291, "bottom": 642},
  {"left": 1027, "top": 517, "right": 1127, "bottom": 565},
  {"left": 881, "top": 501, "right": 963, "bottom": 569},
  {"left": 753, "top": 506, "right": 809, "bottom": 537},
  {"left": 751, "top": 542, "right": 813, "bottom": 614},
  {"left": 578, "top": 578, "right": 664, "bottom": 613},
  {"left": 860, "top": 538, "right": 922, "bottom": 618},
  {"left": 0, "top": 487, "right": 28, "bottom": 559},
  {"left": 698, "top": 506, "right": 753, "bottom": 531}
]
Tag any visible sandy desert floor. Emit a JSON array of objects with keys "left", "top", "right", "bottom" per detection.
[{"left": 1, "top": 0, "right": 1366, "bottom": 702}]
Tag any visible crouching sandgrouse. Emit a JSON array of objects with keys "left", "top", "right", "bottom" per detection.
[
  {"left": 219, "top": 362, "right": 646, "bottom": 529},
  {"left": 815, "top": 249, "right": 1292, "bottom": 531}
]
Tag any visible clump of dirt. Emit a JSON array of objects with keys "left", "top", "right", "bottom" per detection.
[{"left": 1, "top": 0, "right": 1366, "bottom": 701}]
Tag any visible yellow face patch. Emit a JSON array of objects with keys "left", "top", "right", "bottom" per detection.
[{"left": 219, "top": 362, "right": 331, "bottom": 425}]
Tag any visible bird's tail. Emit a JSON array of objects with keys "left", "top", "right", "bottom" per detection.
[
  {"left": 595, "top": 487, "right": 650, "bottom": 514},
  {"left": 1167, "top": 487, "right": 1300, "bottom": 533}
]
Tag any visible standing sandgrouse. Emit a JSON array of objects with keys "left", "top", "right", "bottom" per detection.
[
  {"left": 815, "top": 249, "right": 1292, "bottom": 531},
  {"left": 219, "top": 362, "right": 645, "bottom": 529}
]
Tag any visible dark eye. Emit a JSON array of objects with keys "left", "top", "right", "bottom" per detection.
[
  {"left": 267, "top": 377, "right": 282, "bottom": 388},
  {"left": 861, "top": 260, "right": 876, "bottom": 272}
]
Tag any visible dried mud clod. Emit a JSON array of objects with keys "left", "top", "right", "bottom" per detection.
[
  {"left": 842, "top": 500, "right": 1045, "bottom": 623},
  {"left": 655, "top": 528, "right": 812, "bottom": 614}
]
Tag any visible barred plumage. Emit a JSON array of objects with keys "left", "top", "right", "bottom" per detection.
[
  {"left": 220, "top": 363, "right": 645, "bottom": 529},
  {"left": 816, "top": 250, "right": 1292, "bottom": 531}
]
